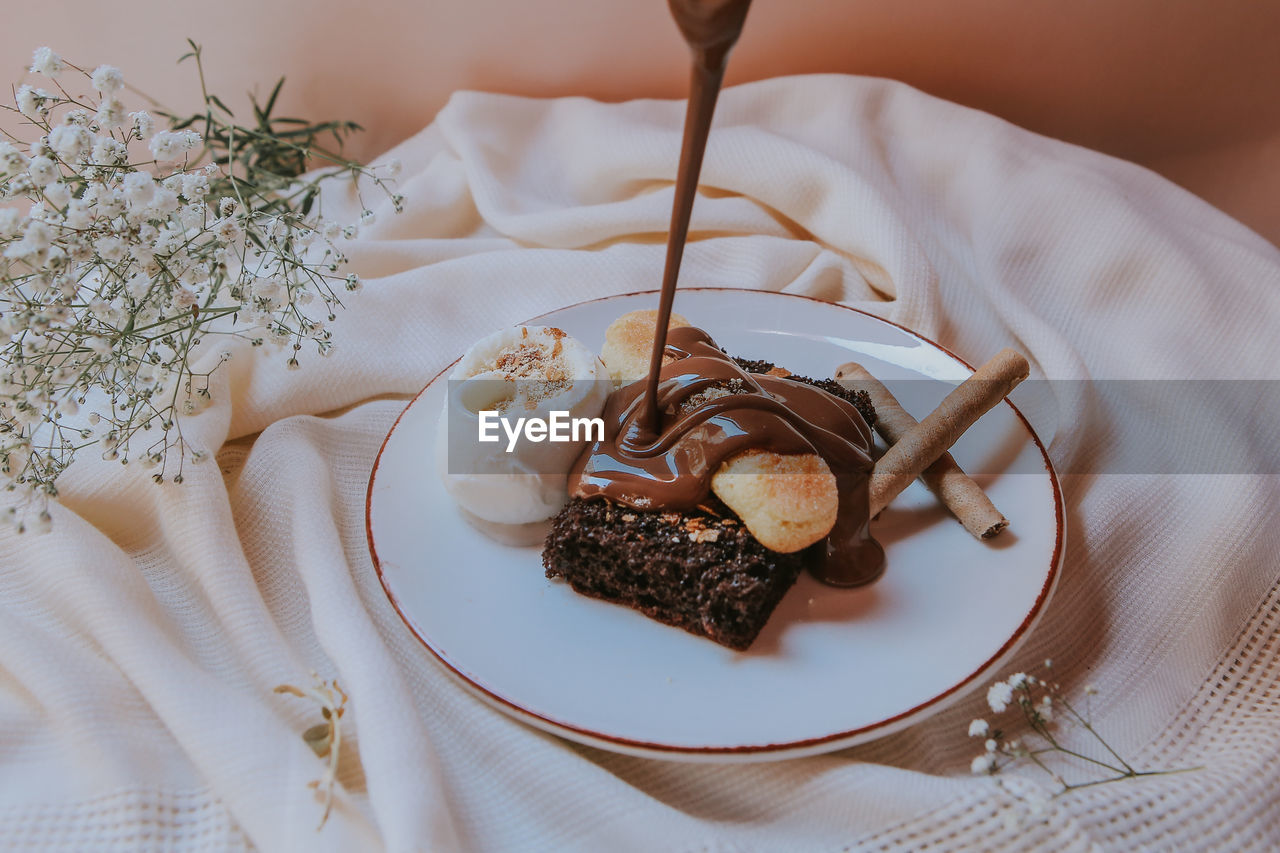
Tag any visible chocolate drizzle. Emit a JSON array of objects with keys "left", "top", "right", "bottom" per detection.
[{"left": 570, "top": 327, "right": 885, "bottom": 586}]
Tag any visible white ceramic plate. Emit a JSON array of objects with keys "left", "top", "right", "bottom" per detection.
[{"left": 367, "top": 289, "right": 1063, "bottom": 761}]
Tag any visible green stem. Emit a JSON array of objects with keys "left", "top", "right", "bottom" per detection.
[{"left": 1060, "top": 696, "right": 1136, "bottom": 774}]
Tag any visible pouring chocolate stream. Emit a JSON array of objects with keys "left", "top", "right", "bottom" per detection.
[{"left": 640, "top": 0, "right": 753, "bottom": 435}]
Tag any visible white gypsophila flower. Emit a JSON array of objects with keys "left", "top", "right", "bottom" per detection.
[
  {"left": 180, "top": 172, "right": 208, "bottom": 200},
  {"left": 0, "top": 209, "right": 21, "bottom": 238},
  {"left": 149, "top": 187, "right": 180, "bottom": 217},
  {"left": 988, "top": 681, "right": 1014, "bottom": 714},
  {"left": 214, "top": 216, "right": 242, "bottom": 243},
  {"left": 28, "top": 156, "right": 58, "bottom": 186},
  {"left": 1, "top": 173, "right": 32, "bottom": 198},
  {"left": 48, "top": 124, "right": 92, "bottom": 162},
  {"left": 218, "top": 197, "right": 239, "bottom": 217},
  {"left": 130, "top": 243, "right": 155, "bottom": 272},
  {"left": 985, "top": 738, "right": 998, "bottom": 753},
  {"left": 15, "top": 403, "right": 43, "bottom": 428},
  {"left": 968, "top": 719, "right": 989, "bottom": 738},
  {"left": 43, "top": 182, "right": 71, "bottom": 209},
  {"left": 129, "top": 111, "right": 154, "bottom": 139},
  {"left": 95, "top": 189, "right": 125, "bottom": 219},
  {"left": 30, "top": 47, "right": 64, "bottom": 78},
  {"left": 15, "top": 86, "right": 47, "bottom": 120},
  {"left": 178, "top": 202, "right": 205, "bottom": 230},
  {"left": 150, "top": 228, "right": 175, "bottom": 256},
  {"left": 91, "top": 135, "right": 128, "bottom": 166},
  {"left": 1036, "top": 696, "right": 1053, "bottom": 722},
  {"left": 65, "top": 233, "right": 93, "bottom": 260},
  {"left": 65, "top": 109, "right": 91, "bottom": 127},
  {"left": 971, "top": 754, "right": 996, "bottom": 775},
  {"left": 21, "top": 220, "right": 53, "bottom": 252},
  {"left": 0, "top": 141, "right": 28, "bottom": 172},
  {"left": 171, "top": 287, "right": 198, "bottom": 310},
  {"left": 385, "top": 157, "right": 402, "bottom": 177},
  {"left": 125, "top": 273, "right": 152, "bottom": 300},
  {"left": 122, "top": 171, "right": 156, "bottom": 208},
  {"left": 1008, "top": 673, "right": 1029, "bottom": 690},
  {"left": 94, "top": 97, "right": 126, "bottom": 130},
  {"left": 90, "top": 64, "right": 124, "bottom": 94},
  {"left": 254, "top": 278, "right": 286, "bottom": 309},
  {"left": 94, "top": 235, "right": 127, "bottom": 263},
  {"left": 148, "top": 129, "right": 201, "bottom": 162},
  {"left": 296, "top": 227, "right": 317, "bottom": 249}
]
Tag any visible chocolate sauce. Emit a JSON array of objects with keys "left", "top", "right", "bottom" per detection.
[
  {"left": 571, "top": 327, "right": 885, "bottom": 586},
  {"left": 640, "top": 0, "right": 754, "bottom": 435},
  {"left": 569, "top": 0, "right": 884, "bottom": 586}
]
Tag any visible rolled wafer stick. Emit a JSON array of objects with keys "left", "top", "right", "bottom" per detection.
[
  {"left": 863, "top": 349, "right": 1030, "bottom": 519},
  {"left": 836, "top": 361, "right": 1009, "bottom": 539}
]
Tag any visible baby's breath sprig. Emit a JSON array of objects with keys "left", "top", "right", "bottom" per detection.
[
  {"left": 275, "top": 674, "right": 349, "bottom": 830},
  {"left": 967, "top": 662, "right": 1197, "bottom": 794},
  {"left": 164, "top": 40, "right": 404, "bottom": 222},
  {"left": 0, "top": 45, "right": 403, "bottom": 531}
]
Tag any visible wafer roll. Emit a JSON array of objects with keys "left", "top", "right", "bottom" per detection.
[
  {"left": 836, "top": 362, "right": 1008, "bottom": 539},
  {"left": 865, "top": 349, "right": 1030, "bottom": 518}
]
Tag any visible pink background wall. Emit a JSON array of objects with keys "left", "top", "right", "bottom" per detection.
[{"left": 5, "top": 0, "right": 1279, "bottom": 244}]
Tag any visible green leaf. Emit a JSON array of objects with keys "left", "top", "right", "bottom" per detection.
[{"left": 207, "top": 94, "right": 235, "bottom": 117}]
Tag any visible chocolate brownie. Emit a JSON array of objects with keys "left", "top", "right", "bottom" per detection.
[{"left": 542, "top": 362, "right": 875, "bottom": 650}]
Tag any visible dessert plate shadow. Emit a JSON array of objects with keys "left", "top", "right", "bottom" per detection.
[{"left": 366, "top": 288, "right": 1064, "bottom": 762}]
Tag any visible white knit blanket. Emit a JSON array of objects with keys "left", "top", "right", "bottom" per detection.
[{"left": 3, "top": 74, "right": 1279, "bottom": 852}]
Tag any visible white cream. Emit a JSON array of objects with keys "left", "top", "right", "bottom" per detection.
[{"left": 435, "top": 326, "right": 608, "bottom": 532}]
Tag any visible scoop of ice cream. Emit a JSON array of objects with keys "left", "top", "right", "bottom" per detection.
[{"left": 436, "top": 325, "right": 608, "bottom": 528}]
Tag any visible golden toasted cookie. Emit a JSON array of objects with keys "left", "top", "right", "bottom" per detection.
[
  {"left": 600, "top": 309, "right": 691, "bottom": 385},
  {"left": 710, "top": 449, "right": 838, "bottom": 553}
]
